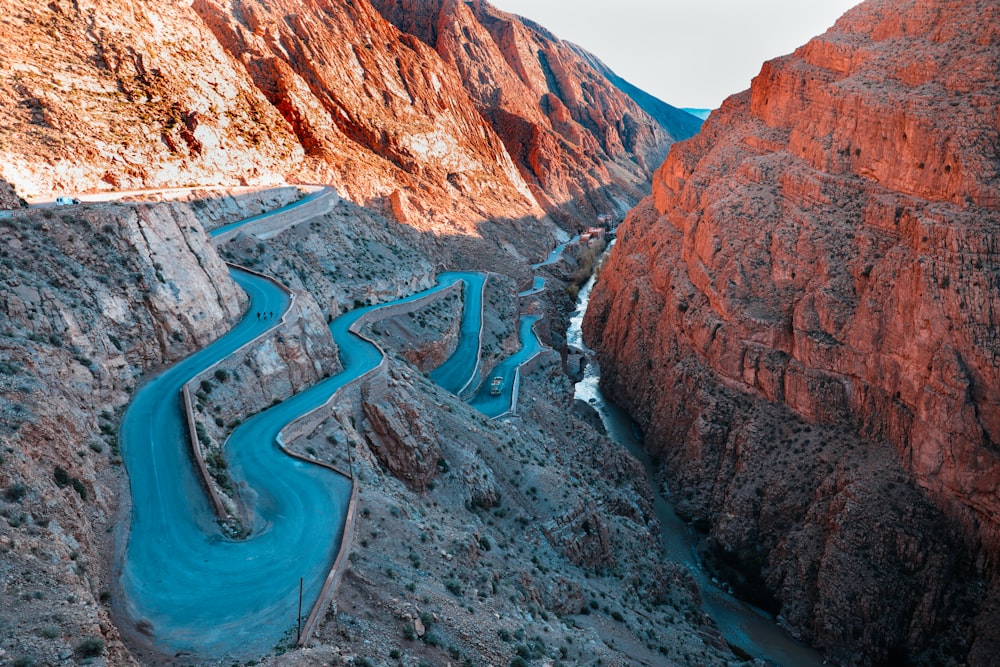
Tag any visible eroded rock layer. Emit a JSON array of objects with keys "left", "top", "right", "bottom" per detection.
[
  {"left": 0, "top": 0, "right": 689, "bottom": 235},
  {"left": 370, "top": 0, "right": 700, "bottom": 223},
  {"left": 586, "top": 0, "right": 1000, "bottom": 664}
]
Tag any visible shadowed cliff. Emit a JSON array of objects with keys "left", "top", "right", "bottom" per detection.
[{"left": 586, "top": 0, "right": 1000, "bottom": 664}]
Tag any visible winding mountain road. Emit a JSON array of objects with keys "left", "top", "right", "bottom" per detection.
[
  {"left": 429, "top": 273, "right": 486, "bottom": 397},
  {"left": 467, "top": 314, "right": 544, "bottom": 418},
  {"left": 118, "top": 269, "right": 349, "bottom": 657},
  {"left": 117, "top": 191, "right": 565, "bottom": 658}
]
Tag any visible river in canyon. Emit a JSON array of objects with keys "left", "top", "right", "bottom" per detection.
[{"left": 567, "top": 245, "right": 826, "bottom": 667}]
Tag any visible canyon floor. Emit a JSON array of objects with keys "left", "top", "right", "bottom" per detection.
[{"left": 0, "top": 189, "right": 750, "bottom": 666}]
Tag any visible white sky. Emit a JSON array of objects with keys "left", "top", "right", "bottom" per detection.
[{"left": 489, "top": 0, "right": 861, "bottom": 110}]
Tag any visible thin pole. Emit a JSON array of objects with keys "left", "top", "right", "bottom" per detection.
[
  {"left": 346, "top": 437, "right": 354, "bottom": 479},
  {"left": 296, "top": 576, "right": 303, "bottom": 644}
]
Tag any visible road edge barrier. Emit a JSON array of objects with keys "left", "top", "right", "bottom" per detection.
[
  {"left": 457, "top": 273, "right": 488, "bottom": 400},
  {"left": 265, "top": 276, "right": 466, "bottom": 646},
  {"left": 210, "top": 187, "right": 336, "bottom": 244},
  {"left": 494, "top": 317, "right": 557, "bottom": 420},
  {"left": 178, "top": 263, "right": 297, "bottom": 524}
]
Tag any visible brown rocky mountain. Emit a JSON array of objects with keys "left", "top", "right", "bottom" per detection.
[
  {"left": 370, "top": 0, "right": 698, "bottom": 224},
  {"left": 586, "top": 0, "right": 1000, "bottom": 664},
  {"left": 0, "top": 0, "right": 693, "bottom": 239}
]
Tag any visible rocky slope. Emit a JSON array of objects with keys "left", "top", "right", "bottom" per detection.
[
  {"left": 0, "top": 200, "right": 246, "bottom": 665},
  {"left": 1, "top": 186, "right": 745, "bottom": 664},
  {"left": 0, "top": 178, "right": 25, "bottom": 210},
  {"left": 370, "top": 0, "right": 698, "bottom": 224},
  {"left": 0, "top": 0, "right": 688, "bottom": 240},
  {"left": 586, "top": 0, "right": 1000, "bottom": 664}
]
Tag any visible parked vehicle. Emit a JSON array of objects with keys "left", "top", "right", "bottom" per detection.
[
  {"left": 489, "top": 376, "right": 504, "bottom": 396},
  {"left": 55, "top": 196, "right": 80, "bottom": 205}
]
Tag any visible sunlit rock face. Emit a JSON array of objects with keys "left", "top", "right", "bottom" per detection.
[
  {"left": 0, "top": 0, "right": 693, "bottom": 237},
  {"left": 586, "top": 0, "right": 1000, "bottom": 663},
  {"left": 370, "top": 0, "right": 701, "bottom": 223},
  {"left": 0, "top": 0, "right": 542, "bottom": 233},
  {"left": 193, "top": 0, "right": 546, "bottom": 235}
]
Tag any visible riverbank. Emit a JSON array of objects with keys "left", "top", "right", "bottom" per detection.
[{"left": 568, "top": 246, "right": 827, "bottom": 667}]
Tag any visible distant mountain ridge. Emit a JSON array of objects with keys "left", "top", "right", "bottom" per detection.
[
  {"left": 681, "top": 108, "right": 712, "bottom": 120},
  {"left": 568, "top": 44, "right": 704, "bottom": 142}
]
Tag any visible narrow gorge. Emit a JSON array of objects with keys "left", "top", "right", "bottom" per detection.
[
  {"left": 1, "top": 0, "right": 997, "bottom": 665},
  {"left": 586, "top": 0, "right": 1000, "bottom": 664}
]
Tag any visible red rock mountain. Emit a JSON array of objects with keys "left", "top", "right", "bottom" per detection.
[
  {"left": 586, "top": 0, "right": 1000, "bottom": 664},
  {"left": 0, "top": 0, "right": 694, "bottom": 237},
  {"left": 369, "top": 0, "right": 699, "bottom": 224}
]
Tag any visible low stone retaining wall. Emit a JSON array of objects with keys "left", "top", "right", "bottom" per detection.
[
  {"left": 500, "top": 318, "right": 557, "bottom": 419},
  {"left": 180, "top": 384, "right": 229, "bottom": 519},
  {"left": 269, "top": 278, "right": 470, "bottom": 637},
  {"left": 276, "top": 281, "right": 462, "bottom": 447},
  {"left": 292, "top": 468, "right": 359, "bottom": 647},
  {"left": 459, "top": 275, "right": 488, "bottom": 399},
  {"left": 181, "top": 263, "right": 297, "bottom": 522},
  {"left": 352, "top": 281, "right": 463, "bottom": 330},
  {"left": 211, "top": 187, "right": 337, "bottom": 244}
]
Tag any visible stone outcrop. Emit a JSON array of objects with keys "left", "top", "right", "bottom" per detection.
[
  {"left": 0, "top": 178, "right": 24, "bottom": 209},
  {"left": 362, "top": 374, "right": 444, "bottom": 491},
  {"left": 370, "top": 0, "right": 697, "bottom": 224},
  {"left": 586, "top": 0, "right": 1000, "bottom": 664},
  {"left": 0, "top": 202, "right": 244, "bottom": 665}
]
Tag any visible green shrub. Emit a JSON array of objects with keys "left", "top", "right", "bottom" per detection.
[
  {"left": 5, "top": 483, "right": 27, "bottom": 502},
  {"left": 38, "top": 625, "right": 60, "bottom": 639},
  {"left": 54, "top": 466, "right": 71, "bottom": 488},
  {"left": 445, "top": 579, "right": 462, "bottom": 596},
  {"left": 0, "top": 360, "right": 21, "bottom": 375},
  {"left": 75, "top": 637, "right": 104, "bottom": 658}
]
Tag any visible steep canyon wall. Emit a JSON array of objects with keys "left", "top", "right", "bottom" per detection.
[{"left": 586, "top": 0, "right": 1000, "bottom": 664}]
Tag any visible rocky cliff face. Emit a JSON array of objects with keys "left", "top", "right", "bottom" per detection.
[
  {"left": 192, "top": 0, "right": 545, "bottom": 235},
  {"left": 586, "top": 0, "right": 1000, "bottom": 664},
  {"left": 370, "top": 0, "right": 696, "bottom": 224},
  {"left": 0, "top": 0, "right": 685, "bottom": 239},
  {"left": 0, "top": 202, "right": 245, "bottom": 664},
  {"left": 0, "top": 0, "right": 303, "bottom": 195},
  {"left": 0, "top": 179, "right": 25, "bottom": 210}
]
